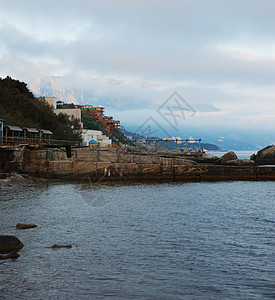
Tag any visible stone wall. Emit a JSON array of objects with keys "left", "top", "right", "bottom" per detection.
[{"left": 20, "top": 147, "right": 275, "bottom": 181}]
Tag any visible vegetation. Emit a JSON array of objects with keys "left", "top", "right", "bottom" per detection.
[
  {"left": 57, "top": 103, "right": 74, "bottom": 109},
  {"left": 109, "top": 128, "right": 134, "bottom": 146},
  {"left": 81, "top": 114, "right": 101, "bottom": 131},
  {"left": 0, "top": 76, "right": 81, "bottom": 141}
]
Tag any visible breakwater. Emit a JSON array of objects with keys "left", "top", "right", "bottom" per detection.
[{"left": 5, "top": 147, "right": 274, "bottom": 181}]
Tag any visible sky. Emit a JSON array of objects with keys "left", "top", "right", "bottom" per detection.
[{"left": 0, "top": 0, "right": 274, "bottom": 148}]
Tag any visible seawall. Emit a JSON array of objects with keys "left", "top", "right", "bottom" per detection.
[{"left": 16, "top": 147, "right": 275, "bottom": 182}]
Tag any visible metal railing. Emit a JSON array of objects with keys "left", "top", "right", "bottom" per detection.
[
  {"left": 109, "top": 138, "right": 203, "bottom": 153},
  {"left": 0, "top": 136, "right": 78, "bottom": 147}
]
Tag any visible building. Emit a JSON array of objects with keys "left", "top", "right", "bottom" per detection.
[
  {"left": 39, "top": 129, "right": 53, "bottom": 141},
  {"left": 54, "top": 108, "right": 83, "bottom": 128},
  {"left": 3, "top": 125, "right": 23, "bottom": 144},
  {"left": 81, "top": 106, "right": 120, "bottom": 133},
  {"left": 81, "top": 129, "right": 112, "bottom": 147},
  {"left": 23, "top": 128, "right": 40, "bottom": 144},
  {"left": 42, "top": 97, "right": 57, "bottom": 109},
  {"left": 56, "top": 100, "right": 64, "bottom": 106}
]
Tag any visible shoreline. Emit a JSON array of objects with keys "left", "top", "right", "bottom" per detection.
[{"left": 1, "top": 147, "right": 274, "bottom": 183}]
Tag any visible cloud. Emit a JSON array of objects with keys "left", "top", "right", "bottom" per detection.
[{"left": 0, "top": 0, "right": 274, "bottom": 143}]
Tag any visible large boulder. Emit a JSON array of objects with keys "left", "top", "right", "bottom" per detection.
[
  {"left": 0, "top": 235, "right": 24, "bottom": 254},
  {"left": 251, "top": 145, "right": 275, "bottom": 164},
  {"left": 220, "top": 151, "right": 238, "bottom": 165}
]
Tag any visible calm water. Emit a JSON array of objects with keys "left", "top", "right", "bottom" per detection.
[
  {"left": 207, "top": 150, "right": 256, "bottom": 159},
  {"left": 0, "top": 180, "right": 274, "bottom": 299}
]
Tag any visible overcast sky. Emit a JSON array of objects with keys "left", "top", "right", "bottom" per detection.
[{"left": 0, "top": 0, "right": 274, "bottom": 144}]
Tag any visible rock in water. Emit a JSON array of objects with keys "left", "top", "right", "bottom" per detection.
[
  {"left": 220, "top": 151, "right": 238, "bottom": 165},
  {"left": 0, "top": 251, "right": 20, "bottom": 260},
  {"left": 50, "top": 244, "right": 72, "bottom": 249},
  {"left": 16, "top": 223, "right": 37, "bottom": 229},
  {"left": 0, "top": 235, "right": 24, "bottom": 254}
]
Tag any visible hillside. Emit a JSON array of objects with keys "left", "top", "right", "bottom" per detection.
[{"left": 0, "top": 76, "right": 81, "bottom": 141}]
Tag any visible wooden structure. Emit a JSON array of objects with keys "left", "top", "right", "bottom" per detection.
[
  {"left": 0, "top": 125, "right": 64, "bottom": 146},
  {"left": 0, "top": 118, "right": 5, "bottom": 145},
  {"left": 23, "top": 128, "right": 40, "bottom": 144},
  {"left": 3, "top": 125, "right": 23, "bottom": 144},
  {"left": 39, "top": 129, "right": 53, "bottom": 142}
]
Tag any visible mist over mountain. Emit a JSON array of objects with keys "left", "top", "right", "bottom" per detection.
[{"left": 28, "top": 76, "right": 85, "bottom": 105}]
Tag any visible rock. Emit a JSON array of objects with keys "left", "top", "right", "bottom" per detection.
[
  {"left": 253, "top": 145, "right": 275, "bottom": 164},
  {"left": 225, "top": 159, "right": 255, "bottom": 166},
  {"left": 0, "top": 251, "right": 20, "bottom": 260},
  {"left": 250, "top": 153, "right": 256, "bottom": 160},
  {"left": 191, "top": 154, "right": 219, "bottom": 164},
  {"left": 220, "top": 151, "right": 238, "bottom": 165},
  {"left": 50, "top": 244, "right": 72, "bottom": 249},
  {"left": 15, "top": 223, "right": 37, "bottom": 230},
  {"left": 0, "top": 235, "right": 24, "bottom": 254}
]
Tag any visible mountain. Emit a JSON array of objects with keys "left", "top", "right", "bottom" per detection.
[{"left": 28, "top": 76, "right": 84, "bottom": 104}]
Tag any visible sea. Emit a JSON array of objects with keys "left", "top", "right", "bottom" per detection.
[
  {"left": 0, "top": 151, "right": 274, "bottom": 299},
  {"left": 206, "top": 150, "right": 256, "bottom": 159}
]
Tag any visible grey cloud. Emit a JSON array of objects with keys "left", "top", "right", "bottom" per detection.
[{"left": 0, "top": 0, "right": 274, "bottom": 136}]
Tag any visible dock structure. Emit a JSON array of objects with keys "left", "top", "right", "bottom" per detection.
[
  {"left": 121, "top": 138, "right": 203, "bottom": 155},
  {"left": 0, "top": 123, "right": 76, "bottom": 148}
]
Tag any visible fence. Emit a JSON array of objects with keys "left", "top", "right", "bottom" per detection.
[
  {"left": 0, "top": 135, "right": 77, "bottom": 147},
  {"left": 114, "top": 138, "right": 203, "bottom": 153}
]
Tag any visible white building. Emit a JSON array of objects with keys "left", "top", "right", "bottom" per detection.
[{"left": 81, "top": 129, "right": 112, "bottom": 147}]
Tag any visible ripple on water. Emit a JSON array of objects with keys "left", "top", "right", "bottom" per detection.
[{"left": 0, "top": 180, "right": 274, "bottom": 299}]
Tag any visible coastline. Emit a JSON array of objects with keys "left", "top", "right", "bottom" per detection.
[{"left": 1, "top": 147, "right": 274, "bottom": 183}]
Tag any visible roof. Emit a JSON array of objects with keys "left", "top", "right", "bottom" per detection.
[
  {"left": 0, "top": 118, "right": 6, "bottom": 122},
  {"left": 23, "top": 128, "right": 39, "bottom": 133},
  {"left": 39, "top": 129, "right": 53, "bottom": 135},
  {"left": 4, "top": 125, "right": 23, "bottom": 131}
]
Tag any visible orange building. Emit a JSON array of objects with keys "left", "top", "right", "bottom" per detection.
[{"left": 81, "top": 105, "right": 120, "bottom": 133}]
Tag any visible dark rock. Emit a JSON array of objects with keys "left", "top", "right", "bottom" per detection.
[
  {"left": 0, "top": 235, "right": 24, "bottom": 254},
  {"left": 215, "top": 158, "right": 222, "bottom": 165},
  {"left": 0, "top": 251, "right": 20, "bottom": 260},
  {"left": 190, "top": 154, "right": 219, "bottom": 164},
  {"left": 250, "top": 153, "right": 256, "bottom": 160},
  {"left": 50, "top": 244, "right": 72, "bottom": 249},
  {"left": 16, "top": 223, "right": 37, "bottom": 230},
  {"left": 220, "top": 151, "right": 238, "bottom": 165},
  {"left": 0, "top": 173, "right": 7, "bottom": 179},
  {"left": 254, "top": 145, "right": 275, "bottom": 164},
  {"left": 225, "top": 159, "right": 255, "bottom": 166}
]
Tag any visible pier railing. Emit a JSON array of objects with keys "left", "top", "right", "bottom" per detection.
[
  {"left": 114, "top": 138, "right": 203, "bottom": 153},
  {"left": 0, "top": 135, "right": 77, "bottom": 147}
]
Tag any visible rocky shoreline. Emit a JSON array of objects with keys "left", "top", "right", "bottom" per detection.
[
  {"left": 0, "top": 172, "right": 40, "bottom": 189},
  {"left": 0, "top": 145, "right": 274, "bottom": 183}
]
